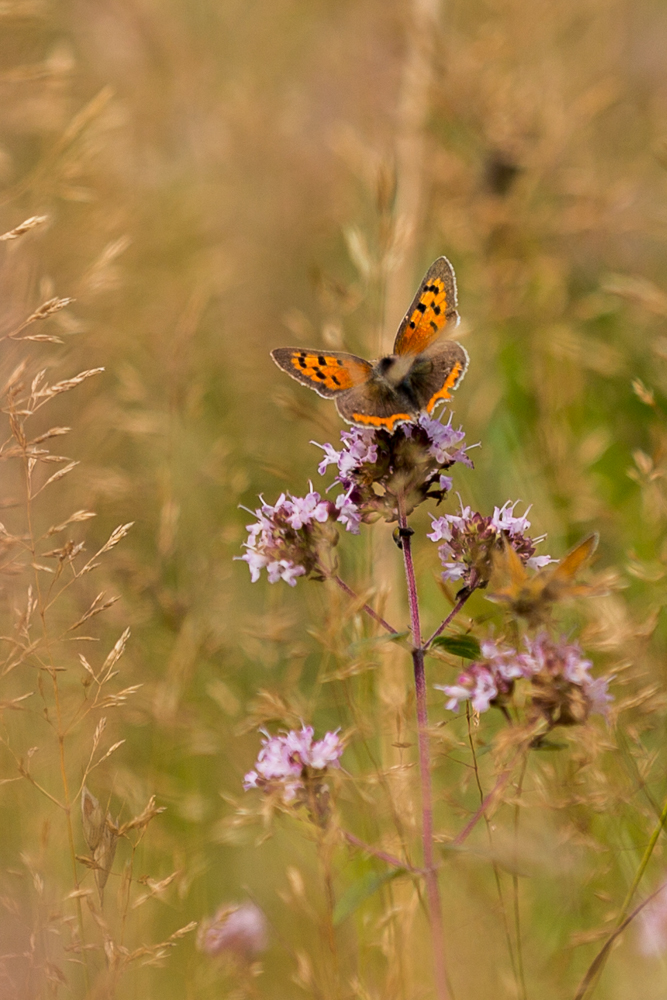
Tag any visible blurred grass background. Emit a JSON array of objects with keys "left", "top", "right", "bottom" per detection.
[{"left": 2, "top": 0, "right": 667, "bottom": 996}]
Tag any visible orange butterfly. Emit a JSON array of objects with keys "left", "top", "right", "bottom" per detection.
[
  {"left": 271, "top": 257, "right": 468, "bottom": 432},
  {"left": 489, "top": 533, "right": 600, "bottom": 624}
]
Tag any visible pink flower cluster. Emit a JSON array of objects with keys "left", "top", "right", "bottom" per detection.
[
  {"left": 313, "top": 412, "right": 474, "bottom": 530},
  {"left": 636, "top": 883, "right": 667, "bottom": 956},
  {"left": 244, "top": 726, "right": 344, "bottom": 802},
  {"left": 436, "top": 638, "right": 534, "bottom": 712},
  {"left": 197, "top": 902, "right": 268, "bottom": 959},
  {"left": 428, "top": 499, "right": 553, "bottom": 589},
  {"left": 238, "top": 488, "right": 333, "bottom": 586},
  {"left": 437, "top": 633, "right": 612, "bottom": 724}
]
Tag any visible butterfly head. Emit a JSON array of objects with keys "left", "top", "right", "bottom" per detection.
[{"left": 374, "top": 353, "right": 418, "bottom": 387}]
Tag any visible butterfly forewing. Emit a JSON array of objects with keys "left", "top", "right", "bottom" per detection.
[
  {"left": 549, "top": 533, "right": 599, "bottom": 584},
  {"left": 271, "top": 348, "right": 372, "bottom": 399},
  {"left": 393, "top": 256, "right": 459, "bottom": 357}
]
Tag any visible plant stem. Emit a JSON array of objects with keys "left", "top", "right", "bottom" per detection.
[
  {"left": 424, "top": 588, "right": 474, "bottom": 649},
  {"left": 573, "top": 882, "right": 667, "bottom": 1000},
  {"left": 452, "top": 750, "right": 523, "bottom": 847},
  {"left": 23, "top": 450, "right": 90, "bottom": 991},
  {"left": 575, "top": 790, "right": 667, "bottom": 1000},
  {"left": 331, "top": 574, "right": 398, "bottom": 635},
  {"left": 466, "top": 703, "right": 520, "bottom": 995},
  {"left": 513, "top": 757, "right": 528, "bottom": 1000},
  {"left": 343, "top": 830, "right": 425, "bottom": 874},
  {"left": 397, "top": 497, "right": 449, "bottom": 1000}
]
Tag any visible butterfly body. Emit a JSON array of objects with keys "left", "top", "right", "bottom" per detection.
[{"left": 271, "top": 257, "right": 468, "bottom": 431}]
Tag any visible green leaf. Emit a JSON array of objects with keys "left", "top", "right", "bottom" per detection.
[
  {"left": 386, "top": 630, "right": 411, "bottom": 643},
  {"left": 350, "top": 630, "right": 410, "bottom": 653},
  {"left": 531, "top": 738, "right": 567, "bottom": 751},
  {"left": 333, "top": 867, "right": 407, "bottom": 926},
  {"left": 430, "top": 634, "right": 481, "bottom": 660},
  {"left": 439, "top": 842, "right": 466, "bottom": 857}
]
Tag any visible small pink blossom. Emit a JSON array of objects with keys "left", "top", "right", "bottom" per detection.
[
  {"left": 244, "top": 726, "right": 344, "bottom": 804},
  {"left": 436, "top": 639, "right": 531, "bottom": 713},
  {"left": 417, "top": 412, "right": 474, "bottom": 467},
  {"left": 335, "top": 490, "right": 362, "bottom": 534},
  {"left": 636, "top": 884, "right": 667, "bottom": 956},
  {"left": 438, "top": 633, "right": 612, "bottom": 725},
  {"left": 527, "top": 554, "right": 554, "bottom": 570},
  {"left": 492, "top": 499, "right": 533, "bottom": 538},
  {"left": 238, "top": 488, "right": 334, "bottom": 586},
  {"left": 313, "top": 428, "right": 378, "bottom": 479},
  {"left": 313, "top": 413, "right": 474, "bottom": 527},
  {"left": 427, "top": 503, "right": 473, "bottom": 543},
  {"left": 428, "top": 498, "right": 552, "bottom": 590},
  {"left": 286, "top": 489, "right": 330, "bottom": 529},
  {"left": 197, "top": 902, "right": 268, "bottom": 959},
  {"left": 438, "top": 664, "right": 499, "bottom": 713}
]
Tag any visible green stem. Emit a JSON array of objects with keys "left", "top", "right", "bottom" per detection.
[{"left": 574, "top": 790, "right": 667, "bottom": 1000}]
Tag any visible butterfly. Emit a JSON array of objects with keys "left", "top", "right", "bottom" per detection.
[
  {"left": 489, "top": 533, "right": 600, "bottom": 625},
  {"left": 271, "top": 257, "right": 468, "bottom": 432}
]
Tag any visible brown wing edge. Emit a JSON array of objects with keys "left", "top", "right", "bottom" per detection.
[
  {"left": 334, "top": 384, "right": 416, "bottom": 431},
  {"left": 423, "top": 342, "right": 469, "bottom": 413},
  {"left": 393, "top": 256, "right": 460, "bottom": 356}
]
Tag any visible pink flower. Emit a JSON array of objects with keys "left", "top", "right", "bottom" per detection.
[
  {"left": 427, "top": 503, "right": 473, "bottom": 542},
  {"left": 436, "top": 639, "right": 531, "bottom": 713},
  {"left": 428, "top": 498, "right": 552, "bottom": 590},
  {"left": 313, "top": 428, "right": 378, "bottom": 479},
  {"left": 244, "top": 726, "right": 344, "bottom": 804},
  {"left": 438, "top": 633, "right": 612, "bottom": 726},
  {"left": 636, "top": 884, "right": 667, "bottom": 956},
  {"left": 312, "top": 412, "right": 475, "bottom": 526},
  {"left": 491, "top": 500, "right": 533, "bottom": 538},
  {"left": 524, "top": 632, "right": 593, "bottom": 683},
  {"left": 286, "top": 490, "right": 330, "bottom": 529},
  {"left": 525, "top": 632, "right": 613, "bottom": 724},
  {"left": 417, "top": 411, "right": 474, "bottom": 467},
  {"left": 237, "top": 488, "right": 335, "bottom": 586},
  {"left": 197, "top": 902, "right": 268, "bottom": 959},
  {"left": 438, "top": 664, "right": 499, "bottom": 713},
  {"left": 335, "top": 490, "right": 362, "bottom": 534}
]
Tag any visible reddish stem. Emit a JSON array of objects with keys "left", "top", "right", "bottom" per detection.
[
  {"left": 397, "top": 499, "right": 449, "bottom": 1000},
  {"left": 343, "top": 830, "right": 425, "bottom": 874},
  {"left": 424, "top": 588, "right": 474, "bottom": 649},
  {"left": 452, "top": 752, "right": 522, "bottom": 847}
]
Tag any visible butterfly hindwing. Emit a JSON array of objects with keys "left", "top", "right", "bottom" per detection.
[
  {"left": 271, "top": 348, "right": 372, "bottom": 399},
  {"left": 393, "top": 256, "right": 459, "bottom": 357},
  {"left": 421, "top": 343, "right": 469, "bottom": 412},
  {"left": 334, "top": 382, "right": 416, "bottom": 432}
]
